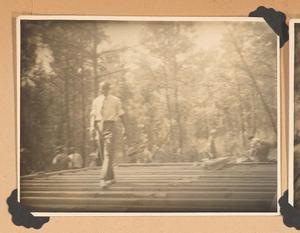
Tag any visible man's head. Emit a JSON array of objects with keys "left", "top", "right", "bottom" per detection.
[{"left": 99, "top": 81, "right": 110, "bottom": 97}]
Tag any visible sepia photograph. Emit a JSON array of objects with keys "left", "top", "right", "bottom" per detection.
[
  {"left": 17, "top": 16, "right": 279, "bottom": 216},
  {"left": 290, "top": 19, "right": 300, "bottom": 211}
]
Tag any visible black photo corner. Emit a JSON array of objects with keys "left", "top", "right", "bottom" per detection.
[
  {"left": 7, "top": 189, "right": 50, "bottom": 229},
  {"left": 280, "top": 190, "right": 300, "bottom": 230},
  {"left": 249, "top": 6, "right": 298, "bottom": 230},
  {"left": 249, "top": 6, "right": 289, "bottom": 48}
]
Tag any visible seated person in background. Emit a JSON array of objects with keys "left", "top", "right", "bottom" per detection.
[
  {"left": 20, "top": 148, "right": 32, "bottom": 176},
  {"left": 89, "top": 152, "right": 98, "bottom": 167},
  {"left": 127, "top": 140, "right": 140, "bottom": 163},
  {"left": 139, "top": 145, "right": 153, "bottom": 163},
  {"left": 207, "top": 129, "right": 218, "bottom": 159},
  {"left": 68, "top": 147, "right": 84, "bottom": 169},
  {"left": 248, "top": 136, "right": 276, "bottom": 162},
  {"left": 52, "top": 146, "right": 70, "bottom": 171}
]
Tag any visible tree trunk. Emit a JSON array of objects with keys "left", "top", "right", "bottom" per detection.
[
  {"left": 92, "top": 24, "right": 99, "bottom": 98},
  {"left": 252, "top": 85, "right": 257, "bottom": 135},
  {"left": 237, "top": 84, "right": 246, "bottom": 148},
  {"left": 64, "top": 72, "right": 71, "bottom": 149},
  {"left": 165, "top": 74, "right": 174, "bottom": 145},
  {"left": 226, "top": 26, "right": 277, "bottom": 134},
  {"left": 81, "top": 72, "right": 87, "bottom": 167},
  {"left": 174, "top": 69, "right": 183, "bottom": 150}
]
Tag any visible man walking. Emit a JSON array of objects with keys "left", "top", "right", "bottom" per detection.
[
  {"left": 207, "top": 129, "right": 218, "bottom": 159},
  {"left": 90, "top": 81, "right": 127, "bottom": 189}
]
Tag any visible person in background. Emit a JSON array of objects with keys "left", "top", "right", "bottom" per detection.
[
  {"left": 207, "top": 129, "right": 218, "bottom": 159},
  {"left": 68, "top": 147, "right": 84, "bottom": 169},
  {"left": 20, "top": 148, "right": 32, "bottom": 176},
  {"left": 139, "top": 145, "right": 153, "bottom": 163},
  {"left": 248, "top": 136, "right": 276, "bottom": 162},
  {"left": 89, "top": 152, "right": 98, "bottom": 167},
  {"left": 52, "top": 145, "right": 70, "bottom": 171},
  {"left": 127, "top": 140, "right": 139, "bottom": 163},
  {"left": 63, "top": 146, "right": 68, "bottom": 155},
  {"left": 89, "top": 81, "right": 128, "bottom": 189}
]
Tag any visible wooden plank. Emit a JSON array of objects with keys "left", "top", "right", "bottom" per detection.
[
  {"left": 30, "top": 174, "right": 277, "bottom": 179},
  {"left": 20, "top": 182, "right": 277, "bottom": 188},
  {"left": 20, "top": 186, "right": 277, "bottom": 192},
  {"left": 45, "top": 170, "right": 278, "bottom": 176},
  {"left": 20, "top": 179, "right": 277, "bottom": 186},
  {"left": 20, "top": 190, "right": 275, "bottom": 200},
  {"left": 22, "top": 203, "right": 272, "bottom": 212},
  {"left": 21, "top": 173, "right": 277, "bottom": 180},
  {"left": 20, "top": 196, "right": 274, "bottom": 209}
]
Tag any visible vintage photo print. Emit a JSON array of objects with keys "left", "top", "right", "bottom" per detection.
[
  {"left": 289, "top": 19, "right": 300, "bottom": 211},
  {"left": 17, "top": 16, "right": 280, "bottom": 216}
]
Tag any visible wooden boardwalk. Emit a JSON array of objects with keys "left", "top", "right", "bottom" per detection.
[{"left": 20, "top": 159, "right": 278, "bottom": 213}]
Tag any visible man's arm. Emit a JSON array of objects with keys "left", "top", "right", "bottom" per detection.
[{"left": 90, "top": 115, "right": 95, "bottom": 135}]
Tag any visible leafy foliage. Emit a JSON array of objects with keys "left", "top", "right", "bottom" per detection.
[{"left": 20, "top": 20, "right": 278, "bottom": 173}]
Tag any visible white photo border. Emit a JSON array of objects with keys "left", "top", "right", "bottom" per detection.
[
  {"left": 289, "top": 19, "right": 297, "bottom": 206},
  {"left": 17, "top": 15, "right": 281, "bottom": 217}
]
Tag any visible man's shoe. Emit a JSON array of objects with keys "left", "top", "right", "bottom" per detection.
[
  {"left": 99, "top": 179, "right": 108, "bottom": 189},
  {"left": 106, "top": 179, "right": 116, "bottom": 185}
]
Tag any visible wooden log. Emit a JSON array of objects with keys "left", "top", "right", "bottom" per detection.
[{"left": 201, "top": 157, "right": 230, "bottom": 170}]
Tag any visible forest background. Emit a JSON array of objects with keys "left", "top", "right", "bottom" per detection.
[{"left": 20, "top": 19, "right": 278, "bottom": 173}]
